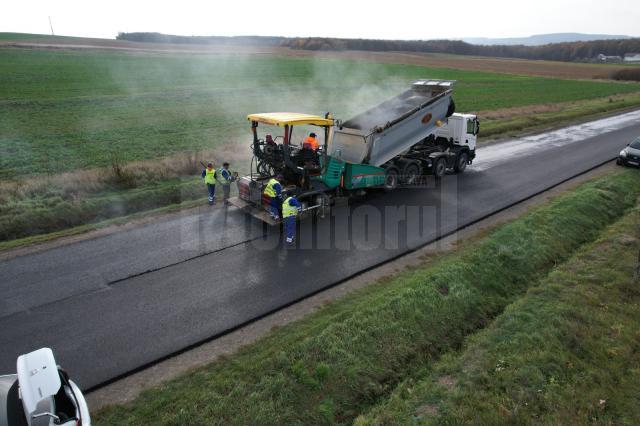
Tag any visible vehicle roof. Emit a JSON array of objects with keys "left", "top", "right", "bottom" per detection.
[{"left": 247, "top": 113, "right": 333, "bottom": 126}]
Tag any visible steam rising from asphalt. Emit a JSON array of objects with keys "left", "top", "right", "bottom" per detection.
[
  {"left": 104, "top": 50, "right": 408, "bottom": 155},
  {"left": 0, "top": 46, "right": 414, "bottom": 224}
]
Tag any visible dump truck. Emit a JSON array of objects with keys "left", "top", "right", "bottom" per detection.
[{"left": 229, "top": 80, "right": 479, "bottom": 225}]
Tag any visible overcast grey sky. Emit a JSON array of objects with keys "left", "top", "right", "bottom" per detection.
[{"left": 2, "top": 0, "right": 639, "bottom": 40}]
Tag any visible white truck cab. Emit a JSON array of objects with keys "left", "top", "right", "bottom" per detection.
[{"left": 435, "top": 113, "right": 480, "bottom": 150}]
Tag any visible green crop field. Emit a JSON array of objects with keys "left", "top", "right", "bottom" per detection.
[
  {"left": 2, "top": 47, "right": 640, "bottom": 178},
  {"left": 1, "top": 45, "right": 640, "bottom": 245}
]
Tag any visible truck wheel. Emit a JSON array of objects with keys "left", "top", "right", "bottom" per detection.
[
  {"left": 433, "top": 158, "right": 446, "bottom": 179},
  {"left": 402, "top": 162, "right": 420, "bottom": 185},
  {"left": 384, "top": 168, "right": 399, "bottom": 191},
  {"left": 454, "top": 152, "right": 468, "bottom": 173}
]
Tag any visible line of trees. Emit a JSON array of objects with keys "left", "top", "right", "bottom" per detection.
[
  {"left": 116, "top": 32, "right": 640, "bottom": 63},
  {"left": 281, "top": 37, "right": 640, "bottom": 62}
]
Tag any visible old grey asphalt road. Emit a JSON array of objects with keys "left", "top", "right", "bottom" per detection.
[{"left": 1, "top": 111, "right": 640, "bottom": 389}]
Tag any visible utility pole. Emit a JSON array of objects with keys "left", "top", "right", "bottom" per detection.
[{"left": 49, "top": 16, "right": 54, "bottom": 36}]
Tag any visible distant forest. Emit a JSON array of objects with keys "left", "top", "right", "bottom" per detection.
[
  {"left": 282, "top": 38, "right": 640, "bottom": 62},
  {"left": 117, "top": 32, "right": 640, "bottom": 63}
]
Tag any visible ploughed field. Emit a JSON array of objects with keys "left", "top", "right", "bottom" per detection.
[{"left": 1, "top": 32, "right": 630, "bottom": 80}]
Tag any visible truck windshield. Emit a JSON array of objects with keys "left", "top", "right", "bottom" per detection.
[{"left": 466, "top": 119, "right": 476, "bottom": 135}]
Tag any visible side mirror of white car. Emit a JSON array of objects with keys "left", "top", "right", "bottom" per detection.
[
  {"left": 10, "top": 348, "right": 92, "bottom": 426},
  {"left": 16, "top": 348, "right": 61, "bottom": 419}
]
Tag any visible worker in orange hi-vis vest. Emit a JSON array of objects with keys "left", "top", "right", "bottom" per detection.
[{"left": 302, "top": 132, "right": 319, "bottom": 151}]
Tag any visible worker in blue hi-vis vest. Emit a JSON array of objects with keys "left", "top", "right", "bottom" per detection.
[
  {"left": 201, "top": 163, "right": 216, "bottom": 205},
  {"left": 281, "top": 191, "right": 302, "bottom": 245},
  {"left": 216, "top": 162, "right": 236, "bottom": 205},
  {"left": 263, "top": 174, "right": 284, "bottom": 219}
]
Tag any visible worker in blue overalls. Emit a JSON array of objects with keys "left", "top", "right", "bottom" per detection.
[
  {"left": 282, "top": 191, "right": 302, "bottom": 245},
  {"left": 263, "top": 174, "right": 284, "bottom": 219},
  {"left": 216, "top": 162, "right": 235, "bottom": 205},
  {"left": 201, "top": 163, "right": 216, "bottom": 205}
]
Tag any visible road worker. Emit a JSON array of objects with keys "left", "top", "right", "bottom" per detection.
[
  {"left": 216, "top": 162, "right": 235, "bottom": 205},
  {"left": 201, "top": 163, "right": 216, "bottom": 205},
  {"left": 302, "top": 132, "right": 319, "bottom": 151},
  {"left": 282, "top": 191, "right": 302, "bottom": 245},
  {"left": 263, "top": 174, "right": 283, "bottom": 219}
]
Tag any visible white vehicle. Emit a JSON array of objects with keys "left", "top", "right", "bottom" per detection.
[{"left": 0, "top": 348, "right": 90, "bottom": 426}]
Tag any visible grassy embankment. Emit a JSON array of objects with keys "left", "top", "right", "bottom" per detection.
[
  {"left": 360, "top": 192, "right": 640, "bottom": 424},
  {"left": 480, "top": 92, "right": 640, "bottom": 139},
  {"left": 2, "top": 46, "right": 640, "bottom": 245},
  {"left": 93, "top": 169, "right": 640, "bottom": 425}
]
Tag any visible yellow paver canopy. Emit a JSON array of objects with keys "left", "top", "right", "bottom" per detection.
[{"left": 247, "top": 112, "right": 333, "bottom": 127}]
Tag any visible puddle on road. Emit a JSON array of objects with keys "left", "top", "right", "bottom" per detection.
[{"left": 473, "top": 109, "right": 640, "bottom": 171}]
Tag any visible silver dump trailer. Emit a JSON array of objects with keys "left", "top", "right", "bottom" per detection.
[{"left": 331, "top": 80, "right": 479, "bottom": 182}]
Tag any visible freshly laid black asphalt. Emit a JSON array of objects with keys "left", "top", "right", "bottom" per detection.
[{"left": 1, "top": 118, "right": 639, "bottom": 390}]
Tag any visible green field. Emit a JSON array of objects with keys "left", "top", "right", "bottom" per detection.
[
  {"left": 93, "top": 170, "right": 640, "bottom": 425},
  {"left": 2, "top": 47, "right": 640, "bottom": 178},
  {"left": 1, "top": 46, "right": 640, "bottom": 244}
]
